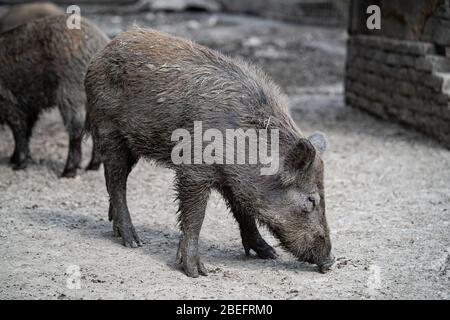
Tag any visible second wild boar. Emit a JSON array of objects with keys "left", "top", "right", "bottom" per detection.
[{"left": 0, "top": 14, "right": 109, "bottom": 177}]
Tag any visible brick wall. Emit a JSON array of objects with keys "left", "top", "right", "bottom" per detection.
[{"left": 346, "top": 0, "right": 450, "bottom": 147}]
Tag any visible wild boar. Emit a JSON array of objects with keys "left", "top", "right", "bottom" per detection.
[
  {"left": 0, "top": 2, "right": 63, "bottom": 32},
  {"left": 84, "top": 28, "right": 334, "bottom": 277},
  {"left": 0, "top": 14, "right": 109, "bottom": 177}
]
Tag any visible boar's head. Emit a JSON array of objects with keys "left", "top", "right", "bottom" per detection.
[{"left": 256, "top": 132, "right": 334, "bottom": 271}]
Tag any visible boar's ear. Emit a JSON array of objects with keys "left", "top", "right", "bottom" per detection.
[
  {"left": 308, "top": 131, "right": 327, "bottom": 155},
  {"left": 286, "top": 138, "right": 316, "bottom": 172}
]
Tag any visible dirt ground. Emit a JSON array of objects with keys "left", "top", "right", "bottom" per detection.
[{"left": 0, "top": 12, "right": 449, "bottom": 300}]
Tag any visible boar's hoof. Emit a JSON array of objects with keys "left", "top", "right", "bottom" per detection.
[
  {"left": 11, "top": 154, "right": 30, "bottom": 170},
  {"left": 243, "top": 238, "right": 278, "bottom": 259},
  {"left": 113, "top": 221, "right": 143, "bottom": 248},
  {"left": 86, "top": 161, "right": 101, "bottom": 171},
  {"left": 61, "top": 168, "right": 78, "bottom": 178},
  {"left": 12, "top": 162, "right": 28, "bottom": 171},
  {"left": 176, "top": 239, "right": 208, "bottom": 278}
]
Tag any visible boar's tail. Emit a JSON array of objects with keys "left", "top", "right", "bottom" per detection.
[
  {"left": 82, "top": 109, "right": 94, "bottom": 140},
  {"left": 82, "top": 113, "right": 91, "bottom": 138},
  {"left": 82, "top": 109, "right": 103, "bottom": 170},
  {"left": 82, "top": 85, "right": 95, "bottom": 139}
]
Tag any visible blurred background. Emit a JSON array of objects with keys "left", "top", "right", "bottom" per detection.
[
  {"left": 0, "top": 0, "right": 351, "bottom": 98},
  {"left": 2, "top": 0, "right": 448, "bottom": 146}
]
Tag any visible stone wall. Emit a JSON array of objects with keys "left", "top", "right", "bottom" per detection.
[{"left": 346, "top": 0, "right": 450, "bottom": 147}]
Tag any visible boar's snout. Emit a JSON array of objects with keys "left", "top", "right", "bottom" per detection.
[
  {"left": 313, "top": 233, "right": 334, "bottom": 272},
  {"left": 293, "top": 231, "right": 333, "bottom": 272},
  {"left": 317, "top": 253, "right": 335, "bottom": 273}
]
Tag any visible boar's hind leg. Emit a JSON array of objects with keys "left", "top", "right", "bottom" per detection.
[
  {"left": 176, "top": 173, "right": 210, "bottom": 277},
  {"left": 103, "top": 138, "right": 142, "bottom": 248},
  {"left": 233, "top": 210, "right": 277, "bottom": 259},
  {"left": 9, "top": 116, "right": 36, "bottom": 170}
]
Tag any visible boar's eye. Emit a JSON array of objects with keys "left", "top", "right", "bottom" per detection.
[
  {"left": 286, "top": 189, "right": 316, "bottom": 213},
  {"left": 308, "top": 195, "right": 317, "bottom": 208},
  {"left": 297, "top": 192, "right": 320, "bottom": 213}
]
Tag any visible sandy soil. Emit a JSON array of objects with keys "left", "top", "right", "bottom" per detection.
[{"left": 0, "top": 12, "right": 449, "bottom": 300}]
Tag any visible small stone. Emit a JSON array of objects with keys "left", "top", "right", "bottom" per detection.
[{"left": 243, "top": 37, "right": 263, "bottom": 48}]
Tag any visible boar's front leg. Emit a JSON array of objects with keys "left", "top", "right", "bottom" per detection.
[
  {"left": 176, "top": 173, "right": 210, "bottom": 277},
  {"left": 103, "top": 137, "right": 142, "bottom": 248},
  {"left": 233, "top": 209, "right": 277, "bottom": 259}
]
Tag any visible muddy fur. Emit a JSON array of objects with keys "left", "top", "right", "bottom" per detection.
[
  {"left": 0, "top": 14, "right": 109, "bottom": 177},
  {"left": 85, "top": 28, "right": 333, "bottom": 277},
  {"left": 0, "top": 2, "right": 63, "bottom": 32}
]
